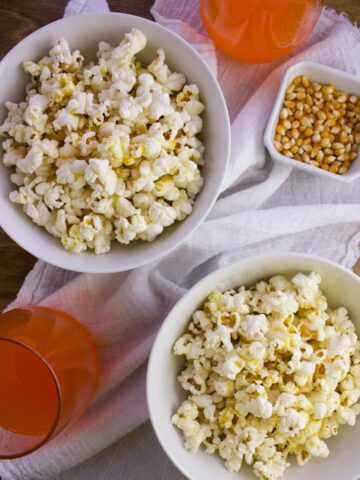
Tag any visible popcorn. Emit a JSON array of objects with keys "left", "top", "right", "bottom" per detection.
[
  {"left": 172, "top": 190, "right": 193, "bottom": 220},
  {"left": 313, "top": 402, "right": 328, "bottom": 420},
  {"left": 239, "top": 391, "right": 273, "bottom": 419},
  {"left": 116, "top": 197, "right": 137, "bottom": 217},
  {"left": 239, "top": 314, "right": 268, "bottom": 341},
  {"left": 139, "top": 222, "right": 164, "bottom": 242},
  {"left": 84, "top": 159, "right": 117, "bottom": 196},
  {"left": 149, "top": 88, "right": 174, "bottom": 120},
  {"left": 253, "top": 453, "right": 289, "bottom": 480},
  {"left": 148, "top": 202, "right": 177, "bottom": 227},
  {"left": 147, "top": 49, "right": 186, "bottom": 92},
  {"left": 174, "top": 334, "right": 204, "bottom": 360},
  {"left": 279, "top": 409, "right": 309, "bottom": 435},
  {"left": 220, "top": 350, "right": 245, "bottom": 379},
  {"left": 1, "top": 29, "right": 205, "bottom": 254},
  {"left": 294, "top": 361, "right": 315, "bottom": 387},
  {"left": 305, "top": 436, "right": 329, "bottom": 458},
  {"left": 78, "top": 214, "right": 102, "bottom": 241},
  {"left": 131, "top": 134, "right": 162, "bottom": 159},
  {"left": 173, "top": 272, "right": 360, "bottom": 480}
]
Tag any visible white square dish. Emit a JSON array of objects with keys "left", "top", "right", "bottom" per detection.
[{"left": 264, "top": 61, "right": 360, "bottom": 182}]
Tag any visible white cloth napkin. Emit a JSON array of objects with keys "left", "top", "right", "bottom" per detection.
[{"left": 2, "top": 1, "right": 360, "bottom": 479}]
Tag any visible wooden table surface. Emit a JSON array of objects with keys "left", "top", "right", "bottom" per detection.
[{"left": 0, "top": 0, "right": 359, "bottom": 310}]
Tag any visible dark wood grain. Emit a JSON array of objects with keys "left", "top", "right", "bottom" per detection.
[
  {"left": 326, "top": 0, "right": 360, "bottom": 24},
  {"left": 0, "top": 1, "right": 69, "bottom": 59},
  {"left": 0, "top": 0, "right": 359, "bottom": 310},
  {"left": 109, "top": 0, "right": 153, "bottom": 18},
  {"left": 0, "top": 230, "right": 36, "bottom": 307}
]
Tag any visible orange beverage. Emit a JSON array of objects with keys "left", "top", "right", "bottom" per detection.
[
  {"left": 200, "top": 0, "right": 322, "bottom": 63},
  {"left": 0, "top": 307, "right": 99, "bottom": 458}
]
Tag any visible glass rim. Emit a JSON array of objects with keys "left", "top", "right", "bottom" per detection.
[{"left": 0, "top": 337, "right": 62, "bottom": 459}]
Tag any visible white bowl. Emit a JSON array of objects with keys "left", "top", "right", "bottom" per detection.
[
  {"left": 147, "top": 253, "right": 360, "bottom": 480},
  {"left": 264, "top": 61, "right": 360, "bottom": 183},
  {"left": 0, "top": 13, "right": 230, "bottom": 273}
]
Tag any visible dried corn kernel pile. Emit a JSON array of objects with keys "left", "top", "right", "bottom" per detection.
[
  {"left": 274, "top": 75, "right": 360, "bottom": 174},
  {"left": 172, "top": 272, "right": 360, "bottom": 480}
]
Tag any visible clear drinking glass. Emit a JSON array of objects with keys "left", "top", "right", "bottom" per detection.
[
  {"left": 0, "top": 306, "right": 99, "bottom": 458},
  {"left": 200, "top": 0, "right": 323, "bottom": 63}
]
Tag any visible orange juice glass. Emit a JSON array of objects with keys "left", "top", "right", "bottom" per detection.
[
  {"left": 0, "top": 306, "right": 99, "bottom": 458},
  {"left": 200, "top": 0, "right": 322, "bottom": 63}
]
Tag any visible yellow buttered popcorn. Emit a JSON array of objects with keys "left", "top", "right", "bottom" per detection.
[
  {"left": 172, "top": 272, "right": 360, "bottom": 480},
  {"left": 0, "top": 29, "right": 205, "bottom": 254}
]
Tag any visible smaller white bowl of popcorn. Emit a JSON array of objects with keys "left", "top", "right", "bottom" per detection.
[
  {"left": 0, "top": 13, "right": 230, "bottom": 272},
  {"left": 147, "top": 253, "right": 360, "bottom": 480}
]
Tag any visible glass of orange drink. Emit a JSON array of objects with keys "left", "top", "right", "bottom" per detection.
[
  {"left": 0, "top": 306, "right": 99, "bottom": 458},
  {"left": 200, "top": 0, "right": 322, "bottom": 63}
]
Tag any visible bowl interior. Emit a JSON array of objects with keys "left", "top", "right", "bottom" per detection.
[
  {"left": 0, "top": 13, "right": 229, "bottom": 272},
  {"left": 147, "top": 254, "right": 360, "bottom": 480}
]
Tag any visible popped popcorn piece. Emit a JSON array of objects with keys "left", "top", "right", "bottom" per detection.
[{"left": 239, "top": 314, "right": 268, "bottom": 341}]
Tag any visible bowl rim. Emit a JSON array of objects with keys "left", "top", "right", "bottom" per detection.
[
  {"left": 263, "top": 60, "right": 360, "bottom": 184},
  {"left": 146, "top": 252, "right": 360, "bottom": 480},
  {"left": 0, "top": 12, "right": 231, "bottom": 273}
]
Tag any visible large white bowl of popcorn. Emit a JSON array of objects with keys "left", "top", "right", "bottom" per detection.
[
  {"left": 0, "top": 13, "right": 230, "bottom": 272},
  {"left": 147, "top": 253, "right": 360, "bottom": 480}
]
